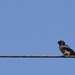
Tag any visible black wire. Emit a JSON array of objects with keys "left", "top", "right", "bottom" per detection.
[{"left": 0, "top": 55, "right": 74, "bottom": 58}]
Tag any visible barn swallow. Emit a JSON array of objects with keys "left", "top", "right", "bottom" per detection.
[{"left": 57, "top": 40, "right": 75, "bottom": 56}]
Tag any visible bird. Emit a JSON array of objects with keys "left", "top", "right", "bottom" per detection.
[{"left": 57, "top": 40, "right": 75, "bottom": 56}]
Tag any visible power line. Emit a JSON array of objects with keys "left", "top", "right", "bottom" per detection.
[{"left": 0, "top": 55, "right": 75, "bottom": 58}]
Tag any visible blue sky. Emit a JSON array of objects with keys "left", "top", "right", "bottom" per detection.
[{"left": 0, "top": 0, "right": 75, "bottom": 75}]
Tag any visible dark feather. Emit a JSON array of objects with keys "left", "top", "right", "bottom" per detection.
[{"left": 58, "top": 40, "right": 75, "bottom": 55}]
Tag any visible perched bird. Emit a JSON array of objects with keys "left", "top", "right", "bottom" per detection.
[{"left": 57, "top": 40, "right": 75, "bottom": 55}]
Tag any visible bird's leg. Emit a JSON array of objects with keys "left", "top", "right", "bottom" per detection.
[{"left": 61, "top": 55, "right": 65, "bottom": 57}]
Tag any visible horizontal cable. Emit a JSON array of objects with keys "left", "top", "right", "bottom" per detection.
[{"left": 0, "top": 55, "right": 74, "bottom": 58}]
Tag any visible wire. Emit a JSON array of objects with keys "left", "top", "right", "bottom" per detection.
[{"left": 0, "top": 55, "right": 74, "bottom": 58}]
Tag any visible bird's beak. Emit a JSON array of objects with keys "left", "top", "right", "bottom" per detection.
[{"left": 57, "top": 42, "right": 59, "bottom": 43}]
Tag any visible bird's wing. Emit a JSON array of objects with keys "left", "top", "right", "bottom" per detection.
[
  {"left": 64, "top": 47, "right": 74, "bottom": 52},
  {"left": 60, "top": 45, "right": 75, "bottom": 52}
]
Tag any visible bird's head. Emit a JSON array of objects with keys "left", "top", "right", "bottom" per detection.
[{"left": 57, "top": 40, "right": 65, "bottom": 46}]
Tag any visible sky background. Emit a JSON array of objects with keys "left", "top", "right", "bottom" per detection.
[{"left": 0, "top": 0, "right": 75, "bottom": 75}]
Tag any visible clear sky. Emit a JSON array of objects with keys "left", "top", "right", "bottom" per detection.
[{"left": 0, "top": 0, "right": 75, "bottom": 75}]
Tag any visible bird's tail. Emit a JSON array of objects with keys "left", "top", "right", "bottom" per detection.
[
  {"left": 70, "top": 52, "right": 75, "bottom": 55},
  {"left": 72, "top": 52, "right": 75, "bottom": 58}
]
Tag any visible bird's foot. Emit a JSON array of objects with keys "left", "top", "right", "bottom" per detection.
[{"left": 61, "top": 55, "right": 65, "bottom": 57}]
